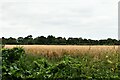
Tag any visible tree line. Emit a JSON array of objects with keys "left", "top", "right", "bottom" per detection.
[{"left": 1, "top": 35, "right": 120, "bottom": 45}]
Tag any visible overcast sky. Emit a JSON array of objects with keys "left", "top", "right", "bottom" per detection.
[{"left": 0, "top": 0, "right": 119, "bottom": 39}]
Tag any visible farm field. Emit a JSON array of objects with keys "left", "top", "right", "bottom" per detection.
[
  {"left": 5, "top": 45, "right": 119, "bottom": 55},
  {"left": 2, "top": 45, "right": 120, "bottom": 79}
]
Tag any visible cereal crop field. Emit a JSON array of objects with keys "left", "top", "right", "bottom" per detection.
[{"left": 5, "top": 45, "right": 119, "bottom": 54}]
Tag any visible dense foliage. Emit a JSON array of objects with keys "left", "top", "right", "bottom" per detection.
[
  {"left": 2, "top": 47, "right": 120, "bottom": 79},
  {"left": 1, "top": 35, "right": 120, "bottom": 45}
]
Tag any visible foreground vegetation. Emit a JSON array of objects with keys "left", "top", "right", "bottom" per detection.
[{"left": 2, "top": 47, "right": 120, "bottom": 79}]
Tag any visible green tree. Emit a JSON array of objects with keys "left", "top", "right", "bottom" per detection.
[
  {"left": 17, "top": 37, "right": 24, "bottom": 44},
  {"left": 34, "top": 36, "right": 47, "bottom": 44},
  {"left": 47, "top": 35, "right": 55, "bottom": 44},
  {"left": 6, "top": 37, "right": 17, "bottom": 44},
  {"left": 23, "top": 35, "right": 34, "bottom": 45}
]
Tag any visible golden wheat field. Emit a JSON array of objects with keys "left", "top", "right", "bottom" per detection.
[{"left": 5, "top": 45, "right": 119, "bottom": 57}]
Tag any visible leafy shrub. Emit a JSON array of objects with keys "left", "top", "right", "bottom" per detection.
[
  {"left": 2, "top": 47, "right": 25, "bottom": 80},
  {"left": 2, "top": 47, "right": 25, "bottom": 63}
]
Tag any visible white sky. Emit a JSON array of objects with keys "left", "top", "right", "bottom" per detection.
[{"left": 0, "top": 0, "right": 119, "bottom": 39}]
